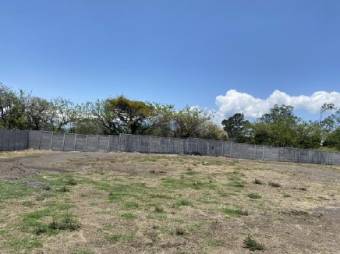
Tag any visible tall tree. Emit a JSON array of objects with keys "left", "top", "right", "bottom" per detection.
[
  {"left": 0, "top": 85, "right": 26, "bottom": 129},
  {"left": 25, "top": 96, "right": 52, "bottom": 130},
  {"left": 221, "top": 113, "right": 249, "bottom": 142}
]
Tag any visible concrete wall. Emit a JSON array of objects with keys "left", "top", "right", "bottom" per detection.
[
  {"left": 27, "top": 130, "right": 340, "bottom": 165},
  {"left": 1, "top": 129, "right": 339, "bottom": 165},
  {"left": 0, "top": 129, "right": 28, "bottom": 151}
]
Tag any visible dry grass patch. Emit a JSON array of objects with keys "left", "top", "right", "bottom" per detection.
[{"left": 0, "top": 151, "right": 339, "bottom": 253}]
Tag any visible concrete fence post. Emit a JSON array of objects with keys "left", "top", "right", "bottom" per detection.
[
  {"left": 107, "top": 135, "right": 111, "bottom": 152},
  {"left": 84, "top": 135, "right": 88, "bottom": 152},
  {"left": 262, "top": 146, "right": 265, "bottom": 160},
  {"left": 74, "top": 134, "right": 77, "bottom": 151},
  {"left": 50, "top": 132, "right": 54, "bottom": 150},
  {"left": 229, "top": 142, "right": 233, "bottom": 158},
  {"left": 38, "top": 131, "right": 42, "bottom": 150},
  {"left": 62, "top": 133, "right": 66, "bottom": 151}
]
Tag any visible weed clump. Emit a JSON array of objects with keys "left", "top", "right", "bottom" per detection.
[
  {"left": 65, "top": 177, "right": 77, "bottom": 186},
  {"left": 121, "top": 212, "right": 136, "bottom": 220},
  {"left": 243, "top": 235, "right": 265, "bottom": 251},
  {"left": 223, "top": 207, "right": 248, "bottom": 217},
  {"left": 254, "top": 179, "right": 264, "bottom": 185},
  {"left": 269, "top": 182, "right": 281, "bottom": 188},
  {"left": 248, "top": 193, "right": 262, "bottom": 199},
  {"left": 175, "top": 227, "right": 186, "bottom": 236},
  {"left": 175, "top": 199, "right": 192, "bottom": 207},
  {"left": 154, "top": 205, "right": 165, "bottom": 213},
  {"left": 57, "top": 186, "right": 70, "bottom": 192},
  {"left": 49, "top": 214, "right": 80, "bottom": 231}
]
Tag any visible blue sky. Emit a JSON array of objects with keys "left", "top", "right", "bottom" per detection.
[{"left": 1, "top": 0, "right": 340, "bottom": 119}]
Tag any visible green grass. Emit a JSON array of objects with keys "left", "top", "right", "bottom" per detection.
[
  {"left": 123, "top": 201, "right": 139, "bottom": 209},
  {"left": 248, "top": 193, "right": 262, "bottom": 199},
  {"left": 0, "top": 180, "right": 33, "bottom": 201},
  {"left": 227, "top": 172, "right": 245, "bottom": 188},
  {"left": 72, "top": 249, "right": 95, "bottom": 254},
  {"left": 108, "top": 182, "right": 152, "bottom": 202},
  {"left": 153, "top": 205, "right": 165, "bottom": 213},
  {"left": 21, "top": 203, "right": 78, "bottom": 236},
  {"left": 162, "top": 176, "right": 216, "bottom": 190},
  {"left": 222, "top": 207, "right": 248, "bottom": 217},
  {"left": 243, "top": 235, "right": 265, "bottom": 251},
  {"left": 174, "top": 198, "right": 192, "bottom": 207},
  {"left": 106, "top": 233, "right": 134, "bottom": 243},
  {"left": 6, "top": 236, "right": 42, "bottom": 252},
  {"left": 121, "top": 212, "right": 137, "bottom": 220}
]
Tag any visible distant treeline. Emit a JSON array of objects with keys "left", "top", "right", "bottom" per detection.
[{"left": 1, "top": 84, "right": 339, "bottom": 150}]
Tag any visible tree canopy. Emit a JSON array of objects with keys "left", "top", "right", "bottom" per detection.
[{"left": 1, "top": 84, "right": 339, "bottom": 151}]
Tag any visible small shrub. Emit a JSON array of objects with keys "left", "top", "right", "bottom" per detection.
[
  {"left": 42, "top": 185, "right": 51, "bottom": 191},
  {"left": 243, "top": 235, "right": 265, "bottom": 251},
  {"left": 72, "top": 249, "right": 94, "bottom": 254},
  {"left": 57, "top": 186, "right": 70, "bottom": 192},
  {"left": 175, "top": 199, "right": 192, "bottom": 207},
  {"left": 223, "top": 207, "right": 248, "bottom": 217},
  {"left": 269, "top": 182, "right": 281, "bottom": 188},
  {"left": 254, "top": 179, "right": 264, "bottom": 185},
  {"left": 248, "top": 193, "right": 262, "bottom": 199},
  {"left": 49, "top": 214, "right": 80, "bottom": 231},
  {"left": 106, "top": 233, "right": 134, "bottom": 243},
  {"left": 186, "top": 168, "right": 197, "bottom": 175},
  {"left": 34, "top": 224, "right": 49, "bottom": 235},
  {"left": 124, "top": 201, "right": 139, "bottom": 209},
  {"left": 154, "top": 205, "right": 164, "bottom": 213},
  {"left": 65, "top": 177, "right": 77, "bottom": 186},
  {"left": 175, "top": 227, "right": 186, "bottom": 236},
  {"left": 121, "top": 212, "right": 137, "bottom": 220}
]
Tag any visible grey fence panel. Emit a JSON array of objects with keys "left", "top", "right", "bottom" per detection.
[
  {"left": 74, "top": 134, "right": 87, "bottom": 151},
  {"left": 263, "top": 146, "right": 280, "bottom": 161},
  {"left": 138, "top": 135, "right": 150, "bottom": 153},
  {"left": 109, "top": 135, "right": 120, "bottom": 152},
  {"left": 63, "top": 134, "right": 76, "bottom": 151},
  {"left": 149, "top": 136, "right": 161, "bottom": 153},
  {"left": 2, "top": 129, "right": 339, "bottom": 165},
  {"left": 86, "top": 135, "right": 100, "bottom": 152},
  {"left": 15, "top": 131, "right": 28, "bottom": 150},
  {"left": 28, "top": 130, "right": 41, "bottom": 149},
  {"left": 0, "top": 129, "right": 28, "bottom": 151},
  {"left": 173, "top": 138, "right": 184, "bottom": 154},
  {"left": 51, "top": 133, "right": 64, "bottom": 151},
  {"left": 0, "top": 130, "right": 4, "bottom": 151},
  {"left": 332, "top": 153, "right": 340, "bottom": 164},
  {"left": 0, "top": 129, "right": 12, "bottom": 151},
  {"left": 39, "top": 132, "right": 52, "bottom": 150},
  {"left": 98, "top": 135, "right": 110, "bottom": 151}
]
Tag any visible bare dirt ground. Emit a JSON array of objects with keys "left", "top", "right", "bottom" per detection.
[{"left": 0, "top": 150, "right": 340, "bottom": 254}]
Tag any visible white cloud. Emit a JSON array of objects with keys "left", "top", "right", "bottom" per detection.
[{"left": 216, "top": 89, "right": 340, "bottom": 119}]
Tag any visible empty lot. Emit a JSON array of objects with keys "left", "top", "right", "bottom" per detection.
[{"left": 0, "top": 150, "right": 340, "bottom": 254}]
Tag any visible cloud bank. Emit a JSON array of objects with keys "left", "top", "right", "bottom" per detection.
[{"left": 216, "top": 89, "right": 340, "bottom": 119}]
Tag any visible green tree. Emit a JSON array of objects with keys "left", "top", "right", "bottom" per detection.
[
  {"left": 91, "top": 96, "right": 154, "bottom": 135},
  {"left": 0, "top": 85, "right": 26, "bottom": 129},
  {"left": 324, "top": 127, "right": 340, "bottom": 150},
  {"left": 25, "top": 96, "right": 52, "bottom": 130},
  {"left": 221, "top": 113, "right": 249, "bottom": 142}
]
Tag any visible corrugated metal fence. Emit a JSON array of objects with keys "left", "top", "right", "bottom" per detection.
[{"left": 1, "top": 129, "right": 340, "bottom": 165}]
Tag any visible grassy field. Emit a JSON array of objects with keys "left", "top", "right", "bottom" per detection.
[{"left": 0, "top": 150, "right": 340, "bottom": 253}]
